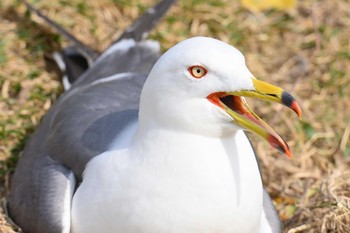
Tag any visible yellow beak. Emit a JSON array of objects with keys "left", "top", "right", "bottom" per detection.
[{"left": 207, "top": 78, "right": 301, "bottom": 158}]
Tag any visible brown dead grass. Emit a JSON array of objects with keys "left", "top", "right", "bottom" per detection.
[{"left": 0, "top": 0, "right": 350, "bottom": 232}]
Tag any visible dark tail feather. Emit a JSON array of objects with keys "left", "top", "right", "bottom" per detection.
[
  {"left": 112, "top": 0, "right": 177, "bottom": 44},
  {"left": 52, "top": 47, "right": 89, "bottom": 90},
  {"left": 20, "top": 0, "right": 99, "bottom": 64}
]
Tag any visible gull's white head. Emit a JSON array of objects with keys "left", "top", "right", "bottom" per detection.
[{"left": 140, "top": 37, "right": 301, "bottom": 156}]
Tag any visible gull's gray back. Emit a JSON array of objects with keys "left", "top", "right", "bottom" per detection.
[{"left": 9, "top": 40, "right": 160, "bottom": 233}]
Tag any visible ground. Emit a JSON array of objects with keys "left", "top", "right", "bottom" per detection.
[{"left": 0, "top": 0, "right": 349, "bottom": 232}]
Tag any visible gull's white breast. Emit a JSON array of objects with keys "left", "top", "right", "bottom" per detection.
[{"left": 71, "top": 130, "right": 263, "bottom": 233}]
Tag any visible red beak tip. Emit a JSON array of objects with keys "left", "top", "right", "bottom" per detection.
[
  {"left": 285, "top": 150, "right": 293, "bottom": 159},
  {"left": 279, "top": 146, "right": 293, "bottom": 159},
  {"left": 268, "top": 135, "right": 293, "bottom": 159},
  {"left": 291, "top": 101, "right": 302, "bottom": 119}
]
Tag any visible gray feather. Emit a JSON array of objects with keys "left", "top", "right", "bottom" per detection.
[
  {"left": 47, "top": 71, "right": 148, "bottom": 177},
  {"left": 263, "top": 188, "right": 283, "bottom": 233},
  {"left": 9, "top": 46, "right": 155, "bottom": 233},
  {"left": 10, "top": 156, "right": 75, "bottom": 233},
  {"left": 73, "top": 41, "right": 160, "bottom": 87}
]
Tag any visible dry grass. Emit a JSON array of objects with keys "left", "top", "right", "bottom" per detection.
[{"left": 0, "top": 0, "right": 349, "bottom": 232}]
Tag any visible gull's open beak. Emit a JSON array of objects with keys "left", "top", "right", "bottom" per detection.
[{"left": 207, "top": 78, "right": 302, "bottom": 158}]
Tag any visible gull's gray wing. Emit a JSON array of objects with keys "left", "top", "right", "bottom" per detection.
[
  {"left": 263, "top": 188, "right": 283, "bottom": 233},
  {"left": 9, "top": 1, "right": 177, "bottom": 233},
  {"left": 9, "top": 42, "right": 153, "bottom": 233}
]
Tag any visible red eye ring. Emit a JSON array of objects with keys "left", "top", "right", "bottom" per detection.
[{"left": 188, "top": 65, "right": 207, "bottom": 79}]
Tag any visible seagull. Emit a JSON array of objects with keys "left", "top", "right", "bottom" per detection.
[{"left": 9, "top": 1, "right": 301, "bottom": 233}]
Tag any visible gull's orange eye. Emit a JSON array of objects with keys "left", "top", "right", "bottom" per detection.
[{"left": 188, "top": 65, "right": 207, "bottom": 79}]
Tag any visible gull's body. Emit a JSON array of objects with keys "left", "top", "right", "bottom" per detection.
[
  {"left": 7, "top": 1, "right": 301, "bottom": 233},
  {"left": 73, "top": 130, "right": 263, "bottom": 233}
]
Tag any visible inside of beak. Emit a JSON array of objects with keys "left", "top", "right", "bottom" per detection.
[
  {"left": 220, "top": 95, "right": 264, "bottom": 127},
  {"left": 207, "top": 93, "right": 292, "bottom": 158}
]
